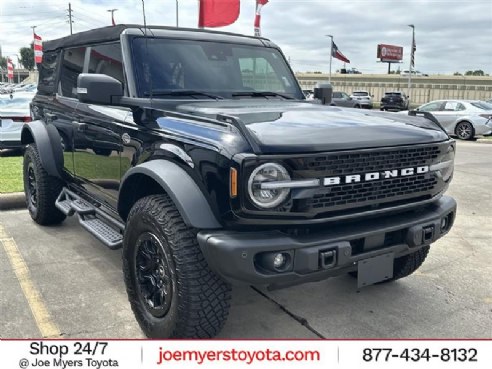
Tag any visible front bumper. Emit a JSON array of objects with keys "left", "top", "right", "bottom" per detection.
[{"left": 198, "top": 196, "right": 456, "bottom": 288}]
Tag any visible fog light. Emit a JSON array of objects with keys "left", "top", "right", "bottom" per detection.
[
  {"left": 273, "top": 253, "right": 287, "bottom": 269},
  {"left": 255, "top": 251, "right": 293, "bottom": 273}
]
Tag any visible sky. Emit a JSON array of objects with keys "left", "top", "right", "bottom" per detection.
[{"left": 0, "top": 0, "right": 491, "bottom": 75}]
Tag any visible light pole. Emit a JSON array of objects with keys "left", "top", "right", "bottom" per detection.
[
  {"left": 107, "top": 9, "right": 118, "bottom": 26},
  {"left": 326, "top": 34, "right": 333, "bottom": 83},
  {"left": 176, "top": 0, "right": 179, "bottom": 27},
  {"left": 407, "top": 24, "right": 415, "bottom": 101}
]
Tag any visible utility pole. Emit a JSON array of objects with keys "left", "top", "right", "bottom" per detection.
[
  {"left": 107, "top": 8, "right": 118, "bottom": 26},
  {"left": 67, "top": 3, "right": 73, "bottom": 35},
  {"left": 326, "top": 35, "right": 333, "bottom": 83}
]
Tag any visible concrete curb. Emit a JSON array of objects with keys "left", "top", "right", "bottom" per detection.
[
  {"left": 0, "top": 192, "right": 26, "bottom": 211},
  {"left": 476, "top": 138, "right": 492, "bottom": 144}
]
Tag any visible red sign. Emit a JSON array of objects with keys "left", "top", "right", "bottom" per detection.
[
  {"left": 198, "top": 0, "right": 240, "bottom": 28},
  {"left": 34, "top": 33, "right": 43, "bottom": 64},
  {"left": 377, "top": 44, "right": 403, "bottom": 62}
]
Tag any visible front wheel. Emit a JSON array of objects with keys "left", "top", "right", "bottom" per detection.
[
  {"left": 123, "top": 194, "right": 231, "bottom": 338},
  {"left": 455, "top": 121, "right": 474, "bottom": 140}
]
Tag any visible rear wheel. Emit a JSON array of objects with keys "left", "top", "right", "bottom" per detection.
[
  {"left": 455, "top": 121, "right": 474, "bottom": 140},
  {"left": 123, "top": 194, "right": 231, "bottom": 338},
  {"left": 23, "top": 145, "right": 66, "bottom": 225}
]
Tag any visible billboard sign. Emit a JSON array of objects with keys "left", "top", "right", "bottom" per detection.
[{"left": 377, "top": 44, "right": 403, "bottom": 62}]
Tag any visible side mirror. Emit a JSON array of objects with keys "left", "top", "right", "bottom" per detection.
[
  {"left": 313, "top": 83, "right": 333, "bottom": 105},
  {"left": 77, "top": 74, "right": 123, "bottom": 105}
]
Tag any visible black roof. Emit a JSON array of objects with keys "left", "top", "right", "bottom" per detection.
[{"left": 43, "top": 24, "right": 268, "bottom": 52}]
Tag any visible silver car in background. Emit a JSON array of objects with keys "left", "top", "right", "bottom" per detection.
[
  {"left": 350, "top": 90, "right": 373, "bottom": 109},
  {"left": 0, "top": 92, "right": 34, "bottom": 150},
  {"left": 414, "top": 100, "right": 492, "bottom": 140}
]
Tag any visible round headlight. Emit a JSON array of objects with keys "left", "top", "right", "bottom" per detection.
[{"left": 248, "top": 163, "right": 291, "bottom": 209}]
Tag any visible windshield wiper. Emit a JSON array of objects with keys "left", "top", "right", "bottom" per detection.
[
  {"left": 143, "top": 89, "right": 224, "bottom": 100},
  {"left": 231, "top": 91, "right": 295, "bottom": 100}
]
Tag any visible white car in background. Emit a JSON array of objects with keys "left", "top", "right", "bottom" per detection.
[
  {"left": 350, "top": 90, "right": 373, "bottom": 109},
  {"left": 414, "top": 100, "right": 492, "bottom": 140},
  {"left": 0, "top": 92, "right": 34, "bottom": 150}
]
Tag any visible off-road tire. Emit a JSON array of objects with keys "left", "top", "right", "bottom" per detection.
[
  {"left": 23, "top": 145, "right": 66, "bottom": 225},
  {"left": 349, "top": 246, "right": 430, "bottom": 283},
  {"left": 123, "top": 194, "right": 231, "bottom": 338}
]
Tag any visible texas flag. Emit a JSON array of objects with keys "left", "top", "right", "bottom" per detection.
[
  {"left": 332, "top": 41, "right": 350, "bottom": 64},
  {"left": 198, "top": 0, "right": 240, "bottom": 28},
  {"left": 34, "top": 33, "right": 43, "bottom": 64}
]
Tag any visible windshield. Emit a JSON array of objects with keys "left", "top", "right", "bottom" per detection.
[{"left": 131, "top": 37, "right": 304, "bottom": 100}]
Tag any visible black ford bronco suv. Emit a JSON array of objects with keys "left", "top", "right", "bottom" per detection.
[{"left": 23, "top": 25, "right": 456, "bottom": 338}]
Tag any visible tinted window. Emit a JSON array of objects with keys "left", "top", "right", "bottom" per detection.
[
  {"left": 88, "top": 43, "right": 124, "bottom": 85},
  {"left": 131, "top": 38, "right": 303, "bottom": 99},
  {"left": 60, "top": 47, "right": 86, "bottom": 98},
  {"left": 333, "top": 92, "right": 342, "bottom": 98},
  {"left": 239, "top": 57, "right": 286, "bottom": 92},
  {"left": 444, "top": 101, "right": 459, "bottom": 111},
  {"left": 38, "top": 51, "right": 60, "bottom": 95},
  {"left": 419, "top": 101, "right": 442, "bottom": 112}
]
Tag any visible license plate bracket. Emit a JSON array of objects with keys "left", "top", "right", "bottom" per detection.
[{"left": 357, "top": 252, "right": 394, "bottom": 288}]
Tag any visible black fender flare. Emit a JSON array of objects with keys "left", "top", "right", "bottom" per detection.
[
  {"left": 119, "top": 160, "right": 222, "bottom": 229},
  {"left": 21, "top": 120, "right": 64, "bottom": 178}
]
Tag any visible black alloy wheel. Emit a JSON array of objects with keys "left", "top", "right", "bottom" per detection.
[
  {"left": 26, "top": 161, "right": 38, "bottom": 208},
  {"left": 134, "top": 232, "right": 174, "bottom": 318}
]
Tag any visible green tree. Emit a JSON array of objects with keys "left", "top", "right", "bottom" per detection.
[
  {"left": 465, "top": 70, "right": 485, "bottom": 76},
  {"left": 0, "top": 56, "right": 7, "bottom": 69},
  {"left": 453, "top": 72, "right": 462, "bottom": 76},
  {"left": 19, "top": 42, "right": 35, "bottom": 71}
]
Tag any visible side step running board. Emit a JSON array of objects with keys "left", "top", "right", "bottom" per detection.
[{"left": 55, "top": 188, "right": 124, "bottom": 249}]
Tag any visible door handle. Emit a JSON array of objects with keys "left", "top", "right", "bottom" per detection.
[{"left": 72, "top": 121, "right": 88, "bottom": 132}]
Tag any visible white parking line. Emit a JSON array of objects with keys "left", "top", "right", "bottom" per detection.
[{"left": 0, "top": 223, "right": 61, "bottom": 338}]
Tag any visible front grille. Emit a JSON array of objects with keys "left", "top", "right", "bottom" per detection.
[
  {"left": 306, "top": 174, "right": 437, "bottom": 210},
  {"left": 287, "top": 144, "right": 445, "bottom": 215},
  {"left": 292, "top": 145, "right": 441, "bottom": 176}
]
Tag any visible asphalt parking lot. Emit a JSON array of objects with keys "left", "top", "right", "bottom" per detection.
[{"left": 1, "top": 141, "right": 491, "bottom": 339}]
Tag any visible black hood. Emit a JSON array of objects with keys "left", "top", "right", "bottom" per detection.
[{"left": 173, "top": 100, "right": 449, "bottom": 154}]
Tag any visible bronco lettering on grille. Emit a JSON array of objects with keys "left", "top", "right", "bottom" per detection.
[{"left": 323, "top": 166, "right": 429, "bottom": 186}]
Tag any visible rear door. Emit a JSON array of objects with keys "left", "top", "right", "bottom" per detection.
[{"left": 438, "top": 101, "right": 461, "bottom": 128}]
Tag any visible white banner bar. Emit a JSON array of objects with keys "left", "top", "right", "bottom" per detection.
[{"left": 0, "top": 339, "right": 490, "bottom": 369}]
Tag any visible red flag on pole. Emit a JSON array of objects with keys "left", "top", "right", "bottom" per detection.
[
  {"left": 34, "top": 33, "right": 43, "bottom": 64},
  {"left": 7, "top": 57, "right": 14, "bottom": 80},
  {"left": 332, "top": 41, "right": 350, "bottom": 63},
  {"left": 198, "top": 0, "right": 240, "bottom": 28},
  {"left": 254, "top": 0, "right": 269, "bottom": 37}
]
